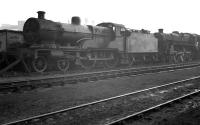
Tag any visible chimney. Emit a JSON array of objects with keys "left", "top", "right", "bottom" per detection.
[
  {"left": 37, "top": 11, "right": 45, "bottom": 19},
  {"left": 158, "top": 29, "right": 163, "bottom": 33},
  {"left": 71, "top": 16, "right": 81, "bottom": 25}
]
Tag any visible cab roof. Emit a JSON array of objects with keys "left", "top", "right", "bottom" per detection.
[{"left": 97, "top": 22, "right": 125, "bottom": 28}]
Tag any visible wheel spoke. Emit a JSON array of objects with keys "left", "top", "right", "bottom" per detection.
[
  {"left": 32, "top": 57, "right": 47, "bottom": 73},
  {"left": 105, "top": 58, "right": 118, "bottom": 68},
  {"left": 57, "top": 59, "right": 70, "bottom": 72},
  {"left": 80, "top": 59, "right": 96, "bottom": 69},
  {"left": 128, "top": 56, "right": 133, "bottom": 66}
]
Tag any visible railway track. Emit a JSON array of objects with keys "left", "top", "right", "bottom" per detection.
[
  {"left": 105, "top": 86, "right": 200, "bottom": 125},
  {"left": 0, "top": 62, "right": 200, "bottom": 94},
  {"left": 2, "top": 75, "right": 200, "bottom": 125}
]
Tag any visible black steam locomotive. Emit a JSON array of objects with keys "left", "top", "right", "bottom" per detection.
[{"left": 0, "top": 11, "right": 199, "bottom": 73}]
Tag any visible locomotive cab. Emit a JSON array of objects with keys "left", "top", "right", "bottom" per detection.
[
  {"left": 97, "top": 23, "right": 129, "bottom": 40},
  {"left": 97, "top": 23, "right": 128, "bottom": 52}
]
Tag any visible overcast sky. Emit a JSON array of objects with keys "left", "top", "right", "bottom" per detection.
[{"left": 0, "top": 0, "right": 200, "bottom": 34}]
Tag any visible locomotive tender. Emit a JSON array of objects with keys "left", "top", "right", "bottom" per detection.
[{"left": 0, "top": 11, "right": 199, "bottom": 73}]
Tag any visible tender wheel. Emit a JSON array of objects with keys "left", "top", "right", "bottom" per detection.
[
  {"left": 169, "top": 55, "right": 177, "bottom": 63},
  {"left": 152, "top": 55, "right": 157, "bottom": 62},
  {"left": 177, "top": 54, "right": 184, "bottom": 63},
  {"left": 128, "top": 56, "right": 135, "bottom": 66},
  {"left": 80, "top": 59, "right": 96, "bottom": 69},
  {"left": 79, "top": 52, "right": 96, "bottom": 69},
  {"left": 105, "top": 56, "right": 119, "bottom": 68},
  {"left": 80, "top": 58, "right": 96, "bottom": 69},
  {"left": 32, "top": 57, "right": 47, "bottom": 73},
  {"left": 57, "top": 59, "right": 70, "bottom": 72},
  {"left": 185, "top": 53, "right": 192, "bottom": 62}
]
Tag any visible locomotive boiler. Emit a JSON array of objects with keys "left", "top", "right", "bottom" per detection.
[{"left": 23, "top": 11, "right": 114, "bottom": 48}]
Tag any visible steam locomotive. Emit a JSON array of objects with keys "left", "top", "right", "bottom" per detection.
[{"left": 0, "top": 11, "right": 199, "bottom": 73}]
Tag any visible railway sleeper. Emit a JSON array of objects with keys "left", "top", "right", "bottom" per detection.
[
  {"left": 65, "top": 79, "right": 78, "bottom": 84},
  {"left": 89, "top": 76, "right": 98, "bottom": 81},
  {"left": 77, "top": 77, "right": 89, "bottom": 82}
]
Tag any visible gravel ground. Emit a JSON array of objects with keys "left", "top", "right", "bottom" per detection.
[
  {"left": 128, "top": 93, "right": 200, "bottom": 125},
  {"left": 25, "top": 80, "right": 199, "bottom": 125},
  {"left": 1, "top": 66, "right": 200, "bottom": 124},
  {"left": 164, "top": 107, "right": 200, "bottom": 125}
]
